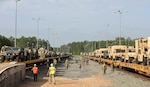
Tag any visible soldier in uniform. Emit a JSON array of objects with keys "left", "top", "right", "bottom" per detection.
[
  {"left": 53, "top": 59, "right": 57, "bottom": 67},
  {"left": 78, "top": 60, "right": 82, "bottom": 71},
  {"left": 102, "top": 62, "right": 107, "bottom": 75},
  {"left": 65, "top": 59, "right": 69, "bottom": 70},
  {"left": 111, "top": 62, "right": 114, "bottom": 72},
  {"left": 86, "top": 58, "right": 89, "bottom": 65}
]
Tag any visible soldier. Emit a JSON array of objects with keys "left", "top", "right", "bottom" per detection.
[
  {"left": 102, "top": 62, "right": 107, "bottom": 75},
  {"left": 65, "top": 59, "right": 69, "bottom": 70},
  {"left": 78, "top": 60, "right": 82, "bottom": 71},
  {"left": 86, "top": 58, "right": 89, "bottom": 65},
  {"left": 46, "top": 59, "right": 50, "bottom": 68},
  {"left": 111, "top": 62, "right": 114, "bottom": 72},
  {"left": 53, "top": 59, "right": 57, "bottom": 67}
]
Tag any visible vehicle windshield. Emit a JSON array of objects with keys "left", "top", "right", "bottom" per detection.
[
  {"left": 5, "top": 48, "right": 12, "bottom": 51},
  {"left": 12, "top": 47, "right": 20, "bottom": 51}
]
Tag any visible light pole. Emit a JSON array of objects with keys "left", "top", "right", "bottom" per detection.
[
  {"left": 47, "top": 28, "right": 50, "bottom": 50},
  {"left": 14, "top": 0, "right": 20, "bottom": 47},
  {"left": 113, "top": 10, "right": 128, "bottom": 45},
  {"left": 105, "top": 24, "right": 109, "bottom": 48},
  {"left": 33, "top": 18, "right": 41, "bottom": 49}
]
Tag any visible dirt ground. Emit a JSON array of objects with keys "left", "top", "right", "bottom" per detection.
[
  {"left": 17, "top": 56, "right": 150, "bottom": 87},
  {"left": 19, "top": 75, "right": 112, "bottom": 87}
]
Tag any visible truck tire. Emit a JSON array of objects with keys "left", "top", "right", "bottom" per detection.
[
  {"left": 143, "top": 57, "right": 147, "bottom": 66},
  {"left": 0, "top": 56, "right": 4, "bottom": 62},
  {"left": 136, "top": 58, "right": 139, "bottom": 64}
]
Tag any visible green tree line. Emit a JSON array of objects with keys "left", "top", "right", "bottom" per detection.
[
  {"left": 0, "top": 35, "right": 50, "bottom": 50},
  {"left": 0, "top": 34, "right": 136, "bottom": 55},
  {"left": 62, "top": 37, "right": 135, "bottom": 55}
]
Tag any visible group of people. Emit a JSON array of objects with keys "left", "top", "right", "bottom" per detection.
[
  {"left": 102, "top": 62, "right": 114, "bottom": 75},
  {"left": 32, "top": 63, "right": 56, "bottom": 84},
  {"left": 31, "top": 57, "right": 115, "bottom": 85}
]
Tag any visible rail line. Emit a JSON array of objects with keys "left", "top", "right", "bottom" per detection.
[{"left": 83, "top": 56, "right": 150, "bottom": 77}]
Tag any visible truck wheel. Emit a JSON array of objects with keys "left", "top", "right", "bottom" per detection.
[
  {"left": 0, "top": 56, "right": 4, "bottom": 62},
  {"left": 136, "top": 58, "right": 139, "bottom": 64},
  {"left": 143, "top": 57, "right": 147, "bottom": 66},
  {"left": 128, "top": 58, "right": 132, "bottom": 63}
]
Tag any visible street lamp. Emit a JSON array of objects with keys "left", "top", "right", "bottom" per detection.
[
  {"left": 47, "top": 28, "right": 50, "bottom": 50},
  {"left": 106, "top": 24, "right": 109, "bottom": 48},
  {"left": 14, "top": 0, "right": 20, "bottom": 47},
  {"left": 113, "top": 10, "right": 128, "bottom": 45},
  {"left": 32, "top": 18, "right": 41, "bottom": 49}
]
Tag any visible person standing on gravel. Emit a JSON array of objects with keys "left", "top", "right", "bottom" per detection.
[
  {"left": 65, "top": 59, "right": 69, "bottom": 70},
  {"left": 78, "top": 60, "right": 82, "bottom": 71},
  {"left": 102, "top": 62, "right": 107, "bottom": 75},
  {"left": 111, "top": 62, "right": 114, "bottom": 72},
  {"left": 47, "top": 63, "right": 56, "bottom": 84},
  {"left": 53, "top": 59, "right": 57, "bottom": 67},
  {"left": 32, "top": 64, "right": 38, "bottom": 82}
]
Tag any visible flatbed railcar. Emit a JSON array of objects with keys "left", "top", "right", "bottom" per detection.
[{"left": 84, "top": 56, "right": 150, "bottom": 77}]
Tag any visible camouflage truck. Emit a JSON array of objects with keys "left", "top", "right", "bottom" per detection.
[
  {"left": 124, "top": 46, "right": 136, "bottom": 63},
  {"left": 108, "top": 45, "right": 127, "bottom": 62},
  {"left": 38, "top": 47, "right": 46, "bottom": 59},
  {"left": 135, "top": 37, "right": 150, "bottom": 65},
  {"left": 0, "top": 46, "right": 15, "bottom": 62}
]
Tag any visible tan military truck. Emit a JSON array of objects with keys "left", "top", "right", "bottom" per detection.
[
  {"left": 124, "top": 46, "right": 136, "bottom": 63},
  {"left": 38, "top": 47, "right": 46, "bottom": 59},
  {"left": 0, "top": 46, "right": 15, "bottom": 62},
  {"left": 94, "top": 48, "right": 108, "bottom": 58},
  {"left": 135, "top": 37, "right": 150, "bottom": 65},
  {"left": 94, "top": 49, "right": 100, "bottom": 57},
  {"left": 108, "top": 45, "right": 127, "bottom": 62}
]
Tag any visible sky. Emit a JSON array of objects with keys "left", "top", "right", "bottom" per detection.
[{"left": 0, "top": 0, "right": 150, "bottom": 47}]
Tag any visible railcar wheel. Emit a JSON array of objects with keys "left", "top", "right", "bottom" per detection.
[
  {"left": 143, "top": 57, "right": 147, "bottom": 66},
  {"left": 136, "top": 58, "right": 139, "bottom": 64},
  {"left": 128, "top": 58, "right": 132, "bottom": 63},
  {"left": 0, "top": 56, "right": 4, "bottom": 62}
]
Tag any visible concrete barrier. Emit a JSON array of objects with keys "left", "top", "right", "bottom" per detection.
[{"left": 0, "top": 62, "right": 25, "bottom": 87}]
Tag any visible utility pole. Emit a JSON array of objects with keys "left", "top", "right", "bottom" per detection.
[{"left": 113, "top": 10, "right": 128, "bottom": 45}]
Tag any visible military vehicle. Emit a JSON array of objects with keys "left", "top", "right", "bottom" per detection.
[
  {"left": 124, "top": 46, "right": 136, "bottom": 63},
  {"left": 135, "top": 37, "right": 150, "bottom": 65},
  {"left": 94, "top": 48, "right": 108, "bottom": 58},
  {"left": 108, "top": 45, "right": 127, "bottom": 61},
  {"left": 38, "top": 47, "right": 46, "bottom": 59},
  {"left": 0, "top": 46, "right": 15, "bottom": 62}
]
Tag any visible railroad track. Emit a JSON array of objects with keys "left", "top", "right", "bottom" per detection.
[{"left": 115, "top": 67, "right": 150, "bottom": 81}]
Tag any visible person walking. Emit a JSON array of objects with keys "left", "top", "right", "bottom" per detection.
[
  {"left": 102, "top": 62, "right": 107, "bottom": 75},
  {"left": 65, "top": 59, "right": 69, "bottom": 70},
  {"left": 111, "top": 62, "right": 114, "bottom": 72},
  {"left": 32, "top": 64, "right": 38, "bottom": 82},
  {"left": 78, "top": 60, "right": 82, "bottom": 71},
  {"left": 47, "top": 63, "right": 56, "bottom": 84},
  {"left": 53, "top": 59, "right": 57, "bottom": 67}
]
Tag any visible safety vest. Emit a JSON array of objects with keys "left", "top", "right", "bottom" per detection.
[
  {"left": 32, "top": 67, "right": 38, "bottom": 74},
  {"left": 49, "top": 66, "right": 56, "bottom": 75}
]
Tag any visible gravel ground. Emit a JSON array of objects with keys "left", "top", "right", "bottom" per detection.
[{"left": 17, "top": 56, "right": 150, "bottom": 87}]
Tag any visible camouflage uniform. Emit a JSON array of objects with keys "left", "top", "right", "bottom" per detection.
[
  {"left": 111, "top": 62, "right": 114, "bottom": 72},
  {"left": 78, "top": 61, "right": 82, "bottom": 71},
  {"left": 102, "top": 63, "right": 107, "bottom": 74},
  {"left": 53, "top": 59, "right": 57, "bottom": 67},
  {"left": 65, "top": 59, "right": 69, "bottom": 70}
]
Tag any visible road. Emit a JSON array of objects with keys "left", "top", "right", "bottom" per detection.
[{"left": 17, "top": 56, "right": 150, "bottom": 87}]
